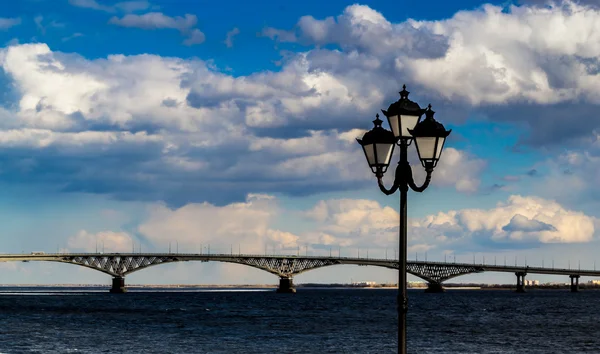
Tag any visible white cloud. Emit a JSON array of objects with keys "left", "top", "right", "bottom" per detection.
[
  {"left": 137, "top": 194, "right": 291, "bottom": 254},
  {"left": 109, "top": 12, "right": 196, "bottom": 31},
  {"left": 0, "top": 18, "right": 21, "bottom": 30},
  {"left": 109, "top": 12, "right": 205, "bottom": 45},
  {"left": 0, "top": 0, "right": 598, "bottom": 286},
  {"left": 115, "top": 1, "right": 152, "bottom": 13},
  {"left": 34, "top": 16, "right": 44, "bottom": 34},
  {"left": 69, "top": 0, "right": 113, "bottom": 12},
  {"left": 5, "top": 38, "right": 19, "bottom": 46},
  {"left": 0, "top": 43, "right": 199, "bottom": 130},
  {"left": 248, "top": 130, "right": 372, "bottom": 182},
  {"left": 263, "top": 2, "right": 600, "bottom": 107},
  {"left": 62, "top": 33, "right": 84, "bottom": 42},
  {"left": 224, "top": 27, "right": 240, "bottom": 48},
  {"left": 531, "top": 145, "right": 600, "bottom": 204},
  {"left": 265, "top": 229, "right": 300, "bottom": 248},
  {"left": 418, "top": 195, "right": 596, "bottom": 245},
  {"left": 10, "top": 191, "right": 598, "bottom": 283},
  {"left": 34, "top": 16, "right": 65, "bottom": 36},
  {"left": 520, "top": 0, "right": 600, "bottom": 8},
  {"left": 133, "top": 194, "right": 403, "bottom": 255},
  {"left": 69, "top": 0, "right": 151, "bottom": 13},
  {"left": 412, "top": 147, "right": 486, "bottom": 193},
  {"left": 0, "top": 128, "right": 162, "bottom": 148},
  {"left": 139, "top": 194, "right": 589, "bottom": 259},
  {"left": 261, "top": 27, "right": 297, "bottom": 43},
  {"left": 302, "top": 198, "right": 399, "bottom": 248},
  {"left": 133, "top": 195, "right": 403, "bottom": 263},
  {"left": 259, "top": 2, "right": 600, "bottom": 150},
  {"left": 183, "top": 28, "right": 205, "bottom": 46},
  {"left": 67, "top": 230, "right": 133, "bottom": 252},
  {"left": 5, "top": 3, "right": 600, "bottom": 207},
  {"left": 0, "top": 30, "right": 486, "bottom": 205},
  {"left": 0, "top": 42, "right": 392, "bottom": 135}
]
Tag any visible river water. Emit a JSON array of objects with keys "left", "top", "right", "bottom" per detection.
[{"left": 0, "top": 287, "right": 598, "bottom": 353}]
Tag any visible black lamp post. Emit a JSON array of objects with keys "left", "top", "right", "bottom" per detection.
[{"left": 356, "top": 85, "right": 451, "bottom": 354}]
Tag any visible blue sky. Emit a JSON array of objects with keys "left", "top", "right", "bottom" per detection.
[{"left": 0, "top": 0, "right": 599, "bottom": 287}]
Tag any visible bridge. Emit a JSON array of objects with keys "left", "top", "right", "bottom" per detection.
[{"left": 1, "top": 253, "right": 597, "bottom": 293}]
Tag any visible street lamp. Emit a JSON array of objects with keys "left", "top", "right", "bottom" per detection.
[{"left": 356, "top": 85, "right": 451, "bottom": 354}]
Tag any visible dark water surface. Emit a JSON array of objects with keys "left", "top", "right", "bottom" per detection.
[{"left": 0, "top": 287, "right": 599, "bottom": 353}]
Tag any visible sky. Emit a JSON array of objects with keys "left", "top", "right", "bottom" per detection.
[{"left": 0, "top": 0, "right": 599, "bottom": 287}]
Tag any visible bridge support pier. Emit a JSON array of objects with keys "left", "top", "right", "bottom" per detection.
[
  {"left": 276, "top": 277, "right": 296, "bottom": 293},
  {"left": 515, "top": 272, "right": 527, "bottom": 293},
  {"left": 570, "top": 275, "right": 580, "bottom": 292},
  {"left": 110, "top": 276, "right": 127, "bottom": 294},
  {"left": 424, "top": 282, "right": 445, "bottom": 293}
]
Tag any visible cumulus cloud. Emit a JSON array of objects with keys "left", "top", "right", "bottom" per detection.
[
  {"left": 4, "top": 1, "right": 600, "bottom": 209},
  {"left": 417, "top": 195, "right": 596, "bottom": 247},
  {"left": 0, "top": 43, "right": 199, "bottom": 130},
  {"left": 67, "top": 230, "right": 133, "bottom": 252},
  {"left": 267, "top": 2, "right": 600, "bottom": 105},
  {"left": 137, "top": 194, "right": 297, "bottom": 254},
  {"left": 518, "top": 0, "right": 600, "bottom": 8},
  {"left": 0, "top": 43, "right": 484, "bottom": 205},
  {"left": 128, "top": 194, "right": 308, "bottom": 282},
  {"left": 502, "top": 214, "right": 557, "bottom": 232},
  {"left": 136, "top": 195, "right": 405, "bottom": 259},
  {"left": 19, "top": 192, "right": 595, "bottom": 282},
  {"left": 262, "top": 2, "right": 600, "bottom": 146},
  {"left": 135, "top": 193, "right": 597, "bottom": 260},
  {"left": 412, "top": 147, "right": 486, "bottom": 193},
  {"left": 109, "top": 12, "right": 205, "bottom": 45},
  {"left": 301, "top": 198, "right": 400, "bottom": 249},
  {"left": 263, "top": 5, "right": 448, "bottom": 59}
]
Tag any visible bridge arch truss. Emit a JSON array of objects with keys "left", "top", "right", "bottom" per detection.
[{"left": 40, "top": 255, "right": 485, "bottom": 285}]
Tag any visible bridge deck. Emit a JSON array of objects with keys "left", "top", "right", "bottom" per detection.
[{"left": 1, "top": 253, "right": 599, "bottom": 277}]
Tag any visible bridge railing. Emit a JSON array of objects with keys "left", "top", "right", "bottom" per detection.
[{"left": 12, "top": 252, "right": 401, "bottom": 262}]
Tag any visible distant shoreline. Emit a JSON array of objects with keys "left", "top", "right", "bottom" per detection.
[
  {"left": 0, "top": 283, "right": 598, "bottom": 290},
  {"left": 0, "top": 284, "right": 393, "bottom": 289}
]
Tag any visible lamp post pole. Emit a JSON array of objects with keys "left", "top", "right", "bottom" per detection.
[
  {"left": 379, "top": 137, "right": 431, "bottom": 354},
  {"left": 357, "top": 85, "right": 451, "bottom": 354},
  {"left": 398, "top": 141, "right": 409, "bottom": 352}
]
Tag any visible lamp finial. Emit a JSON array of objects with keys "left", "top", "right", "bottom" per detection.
[
  {"left": 399, "top": 85, "right": 410, "bottom": 99},
  {"left": 373, "top": 113, "right": 383, "bottom": 127}
]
